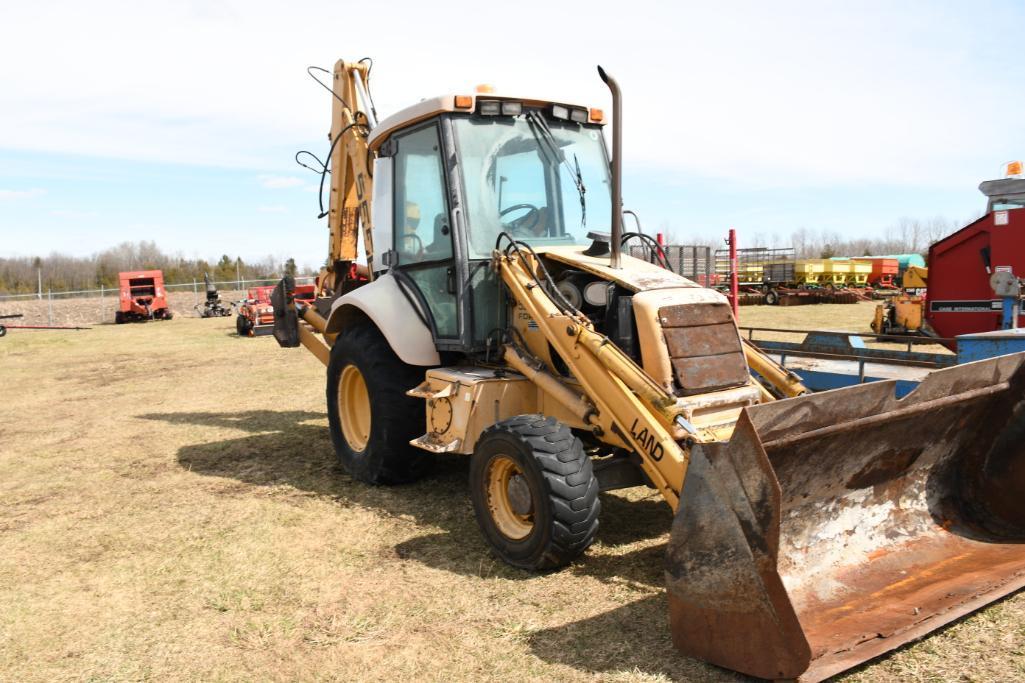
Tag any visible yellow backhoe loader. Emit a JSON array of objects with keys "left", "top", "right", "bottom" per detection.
[{"left": 273, "top": 59, "right": 1025, "bottom": 681}]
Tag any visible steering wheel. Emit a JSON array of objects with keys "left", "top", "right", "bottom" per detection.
[
  {"left": 500, "top": 203, "right": 541, "bottom": 236},
  {"left": 400, "top": 233, "right": 425, "bottom": 261}
]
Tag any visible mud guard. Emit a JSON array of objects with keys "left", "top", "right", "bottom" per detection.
[{"left": 271, "top": 276, "right": 300, "bottom": 348}]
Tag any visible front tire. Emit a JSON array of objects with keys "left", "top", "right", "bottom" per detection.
[
  {"left": 326, "top": 321, "right": 430, "bottom": 484},
  {"left": 236, "top": 314, "right": 253, "bottom": 336},
  {"left": 470, "top": 415, "right": 600, "bottom": 570}
]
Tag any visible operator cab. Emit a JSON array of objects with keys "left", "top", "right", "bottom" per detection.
[{"left": 367, "top": 91, "right": 612, "bottom": 353}]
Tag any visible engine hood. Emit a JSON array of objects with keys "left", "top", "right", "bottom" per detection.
[{"left": 539, "top": 245, "right": 702, "bottom": 293}]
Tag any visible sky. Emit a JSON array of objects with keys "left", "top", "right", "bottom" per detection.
[{"left": 1, "top": 0, "right": 1023, "bottom": 269}]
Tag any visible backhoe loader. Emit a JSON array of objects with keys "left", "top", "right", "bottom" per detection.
[{"left": 273, "top": 58, "right": 1025, "bottom": 681}]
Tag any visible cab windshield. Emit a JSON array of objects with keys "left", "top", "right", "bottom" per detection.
[{"left": 452, "top": 114, "right": 612, "bottom": 258}]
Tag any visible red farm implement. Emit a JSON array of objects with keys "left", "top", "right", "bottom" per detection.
[
  {"left": 237, "top": 283, "right": 314, "bottom": 337},
  {"left": 115, "top": 270, "right": 173, "bottom": 323},
  {"left": 0, "top": 314, "right": 88, "bottom": 337}
]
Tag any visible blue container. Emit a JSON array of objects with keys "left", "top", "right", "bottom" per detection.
[{"left": 956, "top": 328, "right": 1025, "bottom": 364}]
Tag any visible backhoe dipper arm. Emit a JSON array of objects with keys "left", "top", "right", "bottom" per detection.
[
  {"left": 496, "top": 249, "right": 694, "bottom": 509},
  {"left": 323, "top": 59, "right": 377, "bottom": 292}
]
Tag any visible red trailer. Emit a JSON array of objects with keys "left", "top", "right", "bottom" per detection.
[
  {"left": 853, "top": 257, "right": 899, "bottom": 288},
  {"left": 116, "top": 270, "right": 172, "bottom": 323},
  {"left": 925, "top": 177, "right": 1025, "bottom": 340}
]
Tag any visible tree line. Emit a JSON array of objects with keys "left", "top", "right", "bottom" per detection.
[{"left": 0, "top": 241, "right": 308, "bottom": 295}]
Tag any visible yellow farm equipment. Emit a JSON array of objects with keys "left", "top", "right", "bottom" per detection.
[
  {"left": 818, "top": 259, "right": 851, "bottom": 288},
  {"left": 272, "top": 58, "right": 1025, "bottom": 681},
  {"left": 846, "top": 260, "right": 872, "bottom": 286},
  {"left": 793, "top": 259, "right": 823, "bottom": 285},
  {"left": 872, "top": 266, "right": 929, "bottom": 335}
]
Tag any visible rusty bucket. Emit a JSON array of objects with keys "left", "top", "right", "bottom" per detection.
[{"left": 665, "top": 352, "right": 1025, "bottom": 681}]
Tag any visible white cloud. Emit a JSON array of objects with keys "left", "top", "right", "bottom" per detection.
[
  {"left": 257, "top": 205, "right": 287, "bottom": 214},
  {"left": 0, "top": 1, "right": 1021, "bottom": 190},
  {"left": 258, "top": 175, "right": 305, "bottom": 189},
  {"left": 0, "top": 188, "right": 45, "bottom": 200}
]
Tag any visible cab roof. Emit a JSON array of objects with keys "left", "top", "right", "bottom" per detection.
[{"left": 367, "top": 92, "right": 604, "bottom": 150}]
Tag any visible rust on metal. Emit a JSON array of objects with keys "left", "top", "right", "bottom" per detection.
[
  {"left": 660, "top": 303, "right": 748, "bottom": 395},
  {"left": 666, "top": 352, "right": 1025, "bottom": 681},
  {"left": 660, "top": 302, "right": 733, "bottom": 327},
  {"left": 663, "top": 323, "right": 739, "bottom": 358}
]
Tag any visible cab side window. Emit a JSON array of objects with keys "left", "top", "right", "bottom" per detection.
[
  {"left": 392, "top": 122, "right": 458, "bottom": 339},
  {"left": 393, "top": 125, "right": 452, "bottom": 264}
]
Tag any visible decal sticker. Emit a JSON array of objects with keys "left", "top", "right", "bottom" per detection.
[
  {"left": 630, "top": 418, "right": 664, "bottom": 461},
  {"left": 930, "top": 300, "right": 1001, "bottom": 313}
]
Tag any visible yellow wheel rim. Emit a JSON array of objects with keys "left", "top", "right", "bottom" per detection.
[
  {"left": 338, "top": 364, "right": 371, "bottom": 451},
  {"left": 486, "top": 455, "right": 534, "bottom": 540}
]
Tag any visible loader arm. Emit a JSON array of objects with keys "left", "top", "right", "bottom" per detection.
[{"left": 496, "top": 247, "right": 699, "bottom": 508}]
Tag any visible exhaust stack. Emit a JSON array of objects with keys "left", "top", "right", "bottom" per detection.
[{"left": 597, "top": 66, "right": 622, "bottom": 269}]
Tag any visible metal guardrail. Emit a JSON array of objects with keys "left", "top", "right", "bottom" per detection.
[{"left": 740, "top": 327, "right": 957, "bottom": 369}]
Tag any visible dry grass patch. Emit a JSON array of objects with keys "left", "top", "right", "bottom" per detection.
[{"left": 1, "top": 314, "right": 1022, "bottom": 681}]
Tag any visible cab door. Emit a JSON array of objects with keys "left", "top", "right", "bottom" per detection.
[{"left": 390, "top": 121, "right": 459, "bottom": 342}]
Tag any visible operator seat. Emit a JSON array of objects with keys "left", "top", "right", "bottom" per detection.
[{"left": 398, "top": 200, "right": 422, "bottom": 261}]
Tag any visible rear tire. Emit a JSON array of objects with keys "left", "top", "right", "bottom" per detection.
[
  {"left": 764, "top": 289, "right": 780, "bottom": 306},
  {"left": 470, "top": 415, "right": 600, "bottom": 570},
  {"left": 326, "top": 321, "right": 430, "bottom": 484},
  {"left": 236, "top": 315, "right": 253, "bottom": 336},
  {"left": 115, "top": 311, "right": 125, "bottom": 324}
]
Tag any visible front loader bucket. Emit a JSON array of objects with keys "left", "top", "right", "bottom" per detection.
[{"left": 666, "top": 353, "right": 1025, "bottom": 681}]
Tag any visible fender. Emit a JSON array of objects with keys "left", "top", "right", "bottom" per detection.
[{"left": 325, "top": 272, "right": 440, "bottom": 366}]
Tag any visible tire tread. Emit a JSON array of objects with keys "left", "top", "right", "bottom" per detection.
[{"left": 474, "top": 415, "right": 600, "bottom": 570}]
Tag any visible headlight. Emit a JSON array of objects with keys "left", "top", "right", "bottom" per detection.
[{"left": 478, "top": 100, "right": 501, "bottom": 115}]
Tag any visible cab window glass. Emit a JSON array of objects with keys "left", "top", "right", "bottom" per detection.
[{"left": 393, "top": 125, "right": 452, "bottom": 264}]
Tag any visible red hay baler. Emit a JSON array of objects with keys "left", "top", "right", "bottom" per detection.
[{"left": 115, "top": 270, "right": 173, "bottom": 323}]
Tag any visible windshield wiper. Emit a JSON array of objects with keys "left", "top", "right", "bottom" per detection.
[{"left": 525, "top": 110, "right": 586, "bottom": 232}]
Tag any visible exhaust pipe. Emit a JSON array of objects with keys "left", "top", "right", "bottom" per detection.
[{"left": 597, "top": 66, "right": 622, "bottom": 269}]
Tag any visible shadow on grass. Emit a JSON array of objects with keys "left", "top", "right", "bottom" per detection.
[
  {"left": 526, "top": 594, "right": 749, "bottom": 682},
  {"left": 139, "top": 410, "right": 672, "bottom": 587}
]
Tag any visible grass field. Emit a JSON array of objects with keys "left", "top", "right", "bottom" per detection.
[{"left": 1, "top": 311, "right": 1023, "bottom": 682}]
